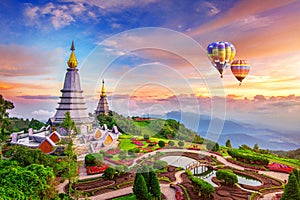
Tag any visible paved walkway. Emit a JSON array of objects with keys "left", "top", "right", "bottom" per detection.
[
  {"left": 259, "top": 192, "right": 282, "bottom": 200},
  {"left": 86, "top": 184, "right": 176, "bottom": 200},
  {"left": 57, "top": 180, "right": 69, "bottom": 194}
]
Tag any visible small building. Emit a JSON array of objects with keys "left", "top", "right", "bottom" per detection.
[{"left": 11, "top": 126, "right": 62, "bottom": 154}]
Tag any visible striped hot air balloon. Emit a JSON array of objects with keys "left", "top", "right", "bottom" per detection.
[
  {"left": 207, "top": 41, "right": 236, "bottom": 78},
  {"left": 231, "top": 60, "right": 250, "bottom": 86}
]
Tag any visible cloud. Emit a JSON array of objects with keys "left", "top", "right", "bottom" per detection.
[
  {"left": 31, "top": 109, "right": 55, "bottom": 120},
  {"left": 0, "top": 44, "right": 64, "bottom": 77},
  {"left": 17, "top": 95, "right": 58, "bottom": 100},
  {"left": 24, "top": 2, "right": 88, "bottom": 29},
  {"left": 65, "top": 0, "right": 158, "bottom": 11}
]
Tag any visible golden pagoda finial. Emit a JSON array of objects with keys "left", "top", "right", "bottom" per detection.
[
  {"left": 67, "top": 41, "right": 78, "bottom": 68},
  {"left": 101, "top": 79, "right": 106, "bottom": 97}
]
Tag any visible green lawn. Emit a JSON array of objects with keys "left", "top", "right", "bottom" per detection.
[{"left": 112, "top": 193, "right": 135, "bottom": 200}]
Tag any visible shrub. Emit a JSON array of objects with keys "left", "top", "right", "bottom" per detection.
[
  {"left": 85, "top": 154, "right": 96, "bottom": 166},
  {"left": 158, "top": 140, "right": 165, "bottom": 148},
  {"left": 144, "top": 134, "right": 150, "bottom": 140},
  {"left": 168, "top": 141, "right": 175, "bottom": 146},
  {"left": 227, "top": 149, "right": 269, "bottom": 166},
  {"left": 104, "top": 167, "right": 116, "bottom": 179},
  {"left": 178, "top": 141, "right": 184, "bottom": 147},
  {"left": 216, "top": 169, "right": 238, "bottom": 186}
]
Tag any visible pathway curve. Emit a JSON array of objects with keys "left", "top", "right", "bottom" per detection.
[
  {"left": 86, "top": 184, "right": 176, "bottom": 200},
  {"left": 131, "top": 149, "right": 288, "bottom": 182},
  {"left": 259, "top": 192, "right": 282, "bottom": 200},
  {"left": 57, "top": 180, "right": 69, "bottom": 194},
  {"left": 171, "top": 170, "right": 185, "bottom": 184}
]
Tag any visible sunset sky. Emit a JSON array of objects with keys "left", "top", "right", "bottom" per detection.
[{"left": 0, "top": 0, "right": 299, "bottom": 134}]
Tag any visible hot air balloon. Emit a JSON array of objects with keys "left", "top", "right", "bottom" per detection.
[
  {"left": 231, "top": 60, "right": 250, "bottom": 86},
  {"left": 207, "top": 41, "right": 236, "bottom": 78}
]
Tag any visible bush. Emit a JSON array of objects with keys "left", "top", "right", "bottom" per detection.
[
  {"left": 178, "top": 141, "right": 184, "bottom": 147},
  {"left": 85, "top": 154, "right": 96, "bottom": 166},
  {"left": 227, "top": 149, "right": 269, "bottom": 166},
  {"left": 104, "top": 167, "right": 116, "bottom": 179},
  {"left": 158, "top": 140, "right": 165, "bottom": 148},
  {"left": 144, "top": 134, "right": 149, "bottom": 140},
  {"left": 185, "top": 170, "right": 214, "bottom": 198},
  {"left": 168, "top": 141, "right": 175, "bottom": 146},
  {"left": 216, "top": 170, "right": 238, "bottom": 186}
]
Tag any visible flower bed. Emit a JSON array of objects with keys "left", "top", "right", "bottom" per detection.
[
  {"left": 104, "top": 157, "right": 134, "bottom": 166},
  {"left": 106, "top": 148, "right": 120, "bottom": 154},
  {"left": 226, "top": 158, "right": 266, "bottom": 171},
  {"left": 86, "top": 164, "right": 109, "bottom": 175},
  {"left": 170, "top": 184, "right": 184, "bottom": 200},
  {"left": 132, "top": 140, "right": 143, "bottom": 146}
]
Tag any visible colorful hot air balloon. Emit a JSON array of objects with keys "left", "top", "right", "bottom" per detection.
[
  {"left": 231, "top": 60, "right": 250, "bottom": 86},
  {"left": 207, "top": 41, "right": 236, "bottom": 78}
]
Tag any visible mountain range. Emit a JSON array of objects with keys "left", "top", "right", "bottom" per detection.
[{"left": 163, "top": 111, "right": 300, "bottom": 151}]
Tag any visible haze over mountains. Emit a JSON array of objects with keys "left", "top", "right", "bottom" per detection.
[{"left": 163, "top": 111, "right": 300, "bottom": 151}]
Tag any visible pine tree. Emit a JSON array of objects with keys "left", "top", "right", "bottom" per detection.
[
  {"left": 281, "top": 172, "right": 300, "bottom": 200},
  {"left": 149, "top": 170, "right": 161, "bottom": 200},
  {"left": 225, "top": 139, "right": 232, "bottom": 148},
  {"left": 133, "top": 174, "right": 150, "bottom": 200},
  {"left": 141, "top": 165, "right": 150, "bottom": 189}
]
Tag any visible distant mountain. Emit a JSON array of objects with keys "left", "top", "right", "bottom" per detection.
[{"left": 165, "top": 111, "right": 300, "bottom": 151}]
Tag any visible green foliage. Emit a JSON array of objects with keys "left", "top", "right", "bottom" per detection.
[
  {"left": 239, "top": 144, "right": 252, "bottom": 151},
  {"left": 118, "top": 149, "right": 127, "bottom": 160},
  {"left": 216, "top": 170, "right": 238, "bottom": 186},
  {"left": 253, "top": 144, "right": 260, "bottom": 152},
  {"left": 85, "top": 153, "right": 104, "bottom": 166},
  {"left": 226, "top": 139, "right": 232, "bottom": 148},
  {"left": 158, "top": 140, "right": 165, "bottom": 148},
  {"left": 206, "top": 142, "right": 219, "bottom": 151},
  {"left": 149, "top": 170, "right": 161, "bottom": 200},
  {"left": 168, "top": 140, "right": 175, "bottom": 146},
  {"left": 185, "top": 169, "right": 214, "bottom": 198},
  {"left": 141, "top": 165, "right": 150, "bottom": 189},
  {"left": 0, "top": 160, "right": 56, "bottom": 200},
  {"left": 153, "top": 160, "right": 168, "bottom": 170},
  {"left": 98, "top": 111, "right": 141, "bottom": 135},
  {"left": 133, "top": 174, "right": 150, "bottom": 200},
  {"left": 0, "top": 95, "right": 14, "bottom": 159},
  {"left": 28, "top": 118, "right": 45, "bottom": 130},
  {"left": 115, "top": 165, "right": 128, "bottom": 176},
  {"left": 104, "top": 167, "right": 116, "bottom": 179},
  {"left": 178, "top": 141, "right": 184, "bottom": 147},
  {"left": 61, "top": 111, "right": 77, "bottom": 133},
  {"left": 228, "top": 149, "right": 269, "bottom": 165},
  {"left": 282, "top": 169, "right": 300, "bottom": 200},
  {"left": 144, "top": 134, "right": 149, "bottom": 140}
]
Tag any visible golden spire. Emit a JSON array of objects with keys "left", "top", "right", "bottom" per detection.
[
  {"left": 101, "top": 79, "right": 106, "bottom": 97},
  {"left": 67, "top": 41, "right": 78, "bottom": 68}
]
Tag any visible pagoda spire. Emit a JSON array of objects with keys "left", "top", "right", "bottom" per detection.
[
  {"left": 95, "top": 79, "right": 109, "bottom": 115},
  {"left": 67, "top": 41, "right": 78, "bottom": 68},
  {"left": 101, "top": 79, "right": 106, "bottom": 97}
]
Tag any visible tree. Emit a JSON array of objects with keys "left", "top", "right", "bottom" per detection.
[
  {"left": 61, "top": 111, "right": 77, "bottom": 135},
  {"left": 253, "top": 143, "right": 259, "bottom": 152},
  {"left": 178, "top": 141, "right": 184, "bottom": 147},
  {"left": 0, "top": 95, "right": 14, "bottom": 159},
  {"left": 149, "top": 170, "right": 161, "bottom": 200},
  {"left": 225, "top": 139, "right": 232, "bottom": 148},
  {"left": 282, "top": 170, "right": 300, "bottom": 200},
  {"left": 133, "top": 173, "right": 150, "bottom": 200},
  {"left": 104, "top": 167, "right": 116, "bottom": 179},
  {"left": 168, "top": 140, "right": 175, "bottom": 146},
  {"left": 153, "top": 160, "right": 168, "bottom": 170},
  {"left": 158, "top": 140, "right": 165, "bottom": 148},
  {"left": 141, "top": 165, "right": 150, "bottom": 189},
  {"left": 212, "top": 143, "right": 219, "bottom": 152}
]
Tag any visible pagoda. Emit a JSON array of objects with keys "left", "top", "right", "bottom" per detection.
[
  {"left": 53, "top": 41, "right": 92, "bottom": 133},
  {"left": 95, "top": 80, "right": 110, "bottom": 115}
]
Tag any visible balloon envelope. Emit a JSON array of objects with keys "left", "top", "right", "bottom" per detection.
[
  {"left": 207, "top": 41, "right": 236, "bottom": 78},
  {"left": 231, "top": 60, "right": 250, "bottom": 84}
]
